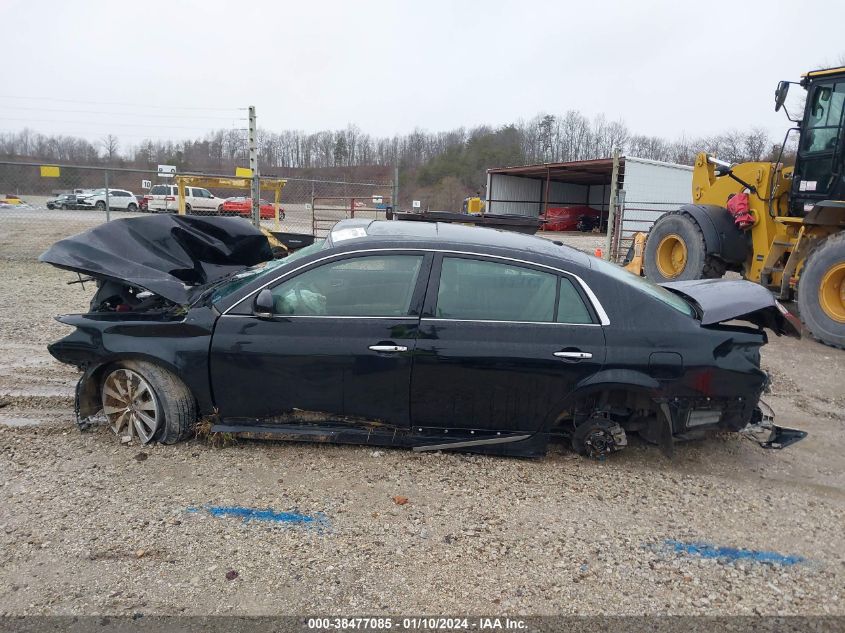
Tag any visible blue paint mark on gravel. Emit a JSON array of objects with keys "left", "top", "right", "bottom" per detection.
[
  {"left": 186, "top": 505, "right": 329, "bottom": 529},
  {"left": 663, "top": 539, "right": 804, "bottom": 566}
]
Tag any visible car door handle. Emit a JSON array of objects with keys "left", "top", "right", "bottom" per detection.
[
  {"left": 554, "top": 351, "right": 593, "bottom": 360},
  {"left": 368, "top": 345, "right": 408, "bottom": 353}
]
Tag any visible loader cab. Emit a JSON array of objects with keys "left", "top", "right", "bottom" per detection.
[{"left": 790, "top": 67, "right": 845, "bottom": 215}]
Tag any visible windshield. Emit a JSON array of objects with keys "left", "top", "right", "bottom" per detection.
[
  {"left": 210, "top": 239, "right": 326, "bottom": 305},
  {"left": 589, "top": 256, "right": 696, "bottom": 317}
]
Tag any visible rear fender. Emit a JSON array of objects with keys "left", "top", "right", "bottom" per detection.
[{"left": 541, "top": 369, "right": 661, "bottom": 430}]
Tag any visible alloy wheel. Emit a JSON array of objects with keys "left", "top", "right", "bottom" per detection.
[{"left": 101, "top": 368, "right": 161, "bottom": 443}]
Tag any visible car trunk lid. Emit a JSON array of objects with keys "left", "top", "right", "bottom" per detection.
[{"left": 661, "top": 279, "right": 801, "bottom": 337}]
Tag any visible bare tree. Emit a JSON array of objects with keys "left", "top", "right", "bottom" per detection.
[{"left": 100, "top": 134, "right": 120, "bottom": 162}]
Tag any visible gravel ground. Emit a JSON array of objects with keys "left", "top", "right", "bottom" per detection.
[{"left": 1, "top": 213, "right": 844, "bottom": 616}]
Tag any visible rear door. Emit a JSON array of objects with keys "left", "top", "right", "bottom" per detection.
[
  {"left": 411, "top": 254, "right": 606, "bottom": 435},
  {"left": 210, "top": 251, "right": 432, "bottom": 426},
  {"left": 148, "top": 184, "right": 169, "bottom": 212}
]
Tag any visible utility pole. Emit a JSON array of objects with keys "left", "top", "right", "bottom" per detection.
[
  {"left": 248, "top": 106, "right": 260, "bottom": 227},
  {"left": 104, "top": 170, "right": 111, "bottom": 222},
  {"left": 392, "top": 164, "right": 399, "bottom": 215}
]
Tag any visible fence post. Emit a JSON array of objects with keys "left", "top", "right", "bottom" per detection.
[
  {"left": 310, "top": 182, "right": 316, "bottom": 236},
  {"left": 248, "top": 105, "right": 260, "bottom": 227},
  {"left": 104, "top": 170, "right": 111, "bottom": 222},
  {"left": 392, "top": 165, "right": 399, "bottom": 213},
  {"left": 604, "top": 149, "right": 620, "bottom": 261}
]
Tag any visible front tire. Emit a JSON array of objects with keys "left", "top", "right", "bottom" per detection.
[
  {"left": 644, "top": 210, "right": 725, "bottom": 282},
  {"left": 95, "top": 201, "right": 106, "bottom": 211},
  {"left": 797, "top": 232, "right": 845, "bottom": 349},
  {"left": 101, "top": 360, "right": 196, "bottom": 445},
  {"left": 127, "top": 203, "right": 138, "bottom": 212}
]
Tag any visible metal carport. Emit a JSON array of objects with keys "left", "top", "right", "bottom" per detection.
[{"left": 485, "top": 156, "right": 693, "bottom": 260}]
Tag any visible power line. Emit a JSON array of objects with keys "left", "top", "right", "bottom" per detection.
[
  {"left": 0, "top": 95, "right": 246, "bottom": 112},
  {"left": 0, "top": 127, "right": 249, "bottom": 141},
  {"left": 0, "top": 117, "right": 238, "bottom": 130},
  {"left": 0, "top": 105, "right": 244, "bottom": 120}
]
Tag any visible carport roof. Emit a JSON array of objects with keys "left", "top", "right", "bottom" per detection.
[{"left": 487, "top": 157, "right": 625, "bottom": 185}]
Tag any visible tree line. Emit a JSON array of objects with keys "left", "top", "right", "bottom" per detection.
[{"left": 0, "top": 111, "right": 785, "bottom": 209}]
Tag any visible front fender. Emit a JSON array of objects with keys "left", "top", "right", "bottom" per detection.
[{"left": 677, "top": 204, "right": 747, "bottom": 264}]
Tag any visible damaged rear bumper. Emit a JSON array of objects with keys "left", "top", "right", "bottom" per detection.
[{"left": 740, "top": 401, "right": 807, "bottom": 449}]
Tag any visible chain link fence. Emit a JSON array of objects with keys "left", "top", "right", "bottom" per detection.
[{"left": 0, "top": 160, "right": 395, "bottom": 243}]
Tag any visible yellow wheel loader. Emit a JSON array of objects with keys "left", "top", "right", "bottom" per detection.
[{"left": 638, "top": 66, "right": 845, "bottom": 349}]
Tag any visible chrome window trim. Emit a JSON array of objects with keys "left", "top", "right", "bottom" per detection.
[
  {"left": 221, "top": 314, "right": 418, "bottom": 320},
  {"left": 420, "top": 318, "right": 601, "bottom": 327},
  {"left": 221, "top": 247, "right": 610, "bottom": 325}
]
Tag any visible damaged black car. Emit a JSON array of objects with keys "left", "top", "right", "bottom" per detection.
[{"left": 42, "top": 215, "right": 806, "bottom": 457}]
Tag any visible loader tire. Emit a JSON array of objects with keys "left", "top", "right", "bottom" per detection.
[
  {"left": 643, "top": 210, "right": 726, "bottom": 283},
  {"left": 797, "top": 232, "right": 845, "bottom": 350}
]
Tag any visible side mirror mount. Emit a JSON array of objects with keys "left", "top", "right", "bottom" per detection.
[
  {"left": 253, "top": 288, "right": 275, "bottom": 318},
  {"left": 775, "top": 81, "right": 790, "bottom": 112}
]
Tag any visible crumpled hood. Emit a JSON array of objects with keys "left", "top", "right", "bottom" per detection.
[
  {"left": 661, "top": 278, "right": 801, "bottom": 337},
  {"left": 40, "top": 215, "right": 274, "bottom": 304}
]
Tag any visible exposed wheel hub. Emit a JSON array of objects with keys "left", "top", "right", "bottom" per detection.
[
  {"left": 101, "top": 368, "right": 160, "bottom": 444},
  {"left": 572, "top": 417, "right": 628, "bottom": 459}
]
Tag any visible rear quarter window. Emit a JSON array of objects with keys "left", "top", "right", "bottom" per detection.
[{"left": 589, "top": 256, "right": 695, "bottom": 317}]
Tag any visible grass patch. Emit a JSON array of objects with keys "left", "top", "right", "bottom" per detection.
[{"left": 194, "top": 416, "right": 237, "bottom": 448}]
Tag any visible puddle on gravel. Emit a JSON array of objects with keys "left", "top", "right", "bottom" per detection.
[{"left": 0, "top": 415, "right": 46, "bottom": 427}]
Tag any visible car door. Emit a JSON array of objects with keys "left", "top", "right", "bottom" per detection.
[
  {"left": 196, "top": 188, "right": 215, "bottom": 212},
  {"left": 116, "top": 191, "right": 131, "bottom": 209},
  {"left": 210, "top": 251, "right": 432, "bottom": 426},
  {"left": 411, "top": 254, "right": 606, "bottom": 435}
]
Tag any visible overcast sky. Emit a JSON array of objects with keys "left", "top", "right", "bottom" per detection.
[{"left": 2, "top": 0, "right": 844, "bottom": 149}]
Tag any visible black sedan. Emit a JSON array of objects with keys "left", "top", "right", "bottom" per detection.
[
  {"left": 41, "top": 216, "right": 805, "bottom": 458},
  {"left": 46, "top": 193, "right": 83, "bottom": 210}
]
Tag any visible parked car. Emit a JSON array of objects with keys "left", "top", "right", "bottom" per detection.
[
  {"left": 136, "top": 195, "right": 147, "bottom": 212},
  {"left": 145, "top": 184, "right": 226, "bottom": 214},
  {"left": 1, "top": 194, "right": 25, "bottom": 207},
  {"left": 576, "top": 213, "right": 608, "bottom": 233},
  {"left": 41, "top": 216, "right": 805, "bottom": 456},
  {"left": 543, "top": 205, "right": 603, "bottom": 232},
  {"left": 220, "top": 196, "right": 285, "bottom": 220},
  {"left": 77, "top": 189, "right": 138, "bottom": 212},
  {"left": 46, "top": 193, "right": 83, "bottom": 210}
]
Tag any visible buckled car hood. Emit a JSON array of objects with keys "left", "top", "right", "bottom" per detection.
[
  {"left": 661, "top": 279, "right": 801, "bottom": 337},
  {"left": 40, "top": 215, "right": 274, "bottom": 304}
]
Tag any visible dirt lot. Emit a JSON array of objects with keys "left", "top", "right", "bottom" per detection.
[{"left": 1, "top": 212, "right": 844, "bottom": 617}]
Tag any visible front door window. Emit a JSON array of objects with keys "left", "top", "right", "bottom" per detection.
[{"left": 270, "top": 255, "right": 424, "bottom": 317}]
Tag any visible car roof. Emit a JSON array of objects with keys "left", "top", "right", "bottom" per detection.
[{"left": 328, "top": 219, "right": 591, "bottom": 267}]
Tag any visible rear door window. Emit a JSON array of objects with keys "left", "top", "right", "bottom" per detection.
[
  {"left": 150, "top": 185, "right": 167, "bottom": 195},
  {"left": 435, "top": 257, "right": 558, "bottom": 322}
]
